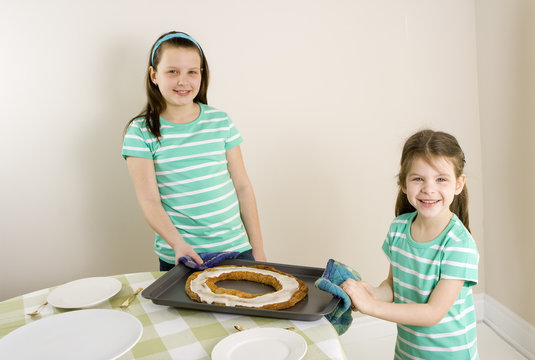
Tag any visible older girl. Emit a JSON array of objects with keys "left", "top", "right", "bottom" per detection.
[{"left": 123, "top": 31, "right": 266, "bottom": 270}]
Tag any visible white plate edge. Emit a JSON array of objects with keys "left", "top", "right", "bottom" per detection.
[
  {"left": 0, "top": 309, "right": 143, "bottom": 359},
  {"left": 211, "top": 327, "right": 307, "bottom": 360},
  {"left": 47, "top": 277, "right": 123, "bottom": 309}
]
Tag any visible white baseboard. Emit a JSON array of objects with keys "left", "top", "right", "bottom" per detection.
[
  {"left": 340, "top": 293, "right": 535, "bottom": 360},
  {"left": 474, "top": 292, "right": 486, "bottom": 322},
  {"left": 482, "top": 294, "right": 535, "bottom": 360}
]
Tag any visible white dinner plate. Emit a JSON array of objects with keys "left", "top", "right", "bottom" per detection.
[
  {"left": 0, "top": 309, "right": 142, "bottom": 359},
  {"left": 212, "top": 327, "right": 307, "bottom": 360},
  {"left": 47, "top": 276, "right": 122, "bottom": 308}
]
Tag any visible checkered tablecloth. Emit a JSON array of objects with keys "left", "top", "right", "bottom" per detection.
[{"left": 0, "top": 272, "right": 348, "bottom": 359}]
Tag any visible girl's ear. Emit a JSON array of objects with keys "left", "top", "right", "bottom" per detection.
[
  {"left": 455, "top": 174, "right": 466, "bottom": 195},
  {"left": 149, "top": 66, "right": 158, "bottom": 85}
]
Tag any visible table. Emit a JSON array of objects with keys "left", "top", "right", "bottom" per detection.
[{"left": 0, "top": 272, "right": 348, "bottom": 359}]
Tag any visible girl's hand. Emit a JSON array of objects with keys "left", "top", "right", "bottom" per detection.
[
  {"left": 341, "top": 279, "right": 377, "bottom": 315},
  {"left": 171, "top": 240, "right": 203, "bottom": 265}
]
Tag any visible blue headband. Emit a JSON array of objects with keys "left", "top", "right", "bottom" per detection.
[{"left": 151, "top": 33, "right": 203, "bottom": 65}]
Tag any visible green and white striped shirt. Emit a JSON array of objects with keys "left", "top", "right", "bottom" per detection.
[
  {"left": 382, "top": 212, "right": 479, "bottom": 360},
  {"left": 122, "top": 104, "right": 252, "bottom": 263}
]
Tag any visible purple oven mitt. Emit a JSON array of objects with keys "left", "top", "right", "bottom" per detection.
[{"left": 178, "top": 251, "right": 240, "bottom": 270}]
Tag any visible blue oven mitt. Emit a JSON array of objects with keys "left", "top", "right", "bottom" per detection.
[
  {"left": 315, "top": 259, "right": 361, "bottom": 335},
  {"left": 178, "top": 251, "right": 240, "bottom": 270}
]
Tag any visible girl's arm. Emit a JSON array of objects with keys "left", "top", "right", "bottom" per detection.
[
  {"left": 126, "top": 156, "right": 203, "bottom": 265},
  {"left": 342, "top": 272, "right": 464, "bottom": 327},
  {"left": 371, "top": 266, "right": 394, "bottom": 302},
  {"left": 226, "top": 146, "right": 266, "bottom": 261}
]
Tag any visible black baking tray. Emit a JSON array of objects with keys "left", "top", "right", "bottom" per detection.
[{"left": 142, "top": 259, "right": 339, "bottom": 321}]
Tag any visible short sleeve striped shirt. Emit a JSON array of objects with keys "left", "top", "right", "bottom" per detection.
[
  {"left": 122, "top": 103, "right": 252, "bottom": 263},
  {"left": 382, "top": 212, "right": 479, "bottom": 359}
]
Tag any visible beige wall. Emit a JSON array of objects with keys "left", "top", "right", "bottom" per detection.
[
  {"left": 476, "top": 0, "right": 535, "bottom": 326},
  {"left": 1, "top": 0, "right": 485, "bottom": 304}
]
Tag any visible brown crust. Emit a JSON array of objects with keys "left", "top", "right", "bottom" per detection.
[{"left": 185, "top": 265, "right": 308, "bottom": 310}]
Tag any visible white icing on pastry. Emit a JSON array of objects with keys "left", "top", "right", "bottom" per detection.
[{"left": 189, "top": 266, "right": 300, "bottom": 308}]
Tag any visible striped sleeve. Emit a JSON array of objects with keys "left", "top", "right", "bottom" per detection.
[
  {"left": 224, "top": 116, "right": 243, "bottom": 150},
  {"left": 122, "top": 119, "right": 154, "bottom": 160},
  {"left": 440, "top": 228, "right": 479, "bottom": 287}
]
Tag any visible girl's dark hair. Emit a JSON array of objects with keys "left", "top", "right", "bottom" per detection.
[
  {"left": 124, "top": 31, "right": 210, "bottom": 138},
  {"left": 395, "top": 129, "right": 470, "bottom": 232}
]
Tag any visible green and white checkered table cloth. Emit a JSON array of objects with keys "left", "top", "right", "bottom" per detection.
[{"left": 0, "top": 272, "right": 348, "bottom": 359}]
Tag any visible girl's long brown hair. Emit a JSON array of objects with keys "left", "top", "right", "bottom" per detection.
[
  {"left": 395, "top": 129, "right": 470, "bottom": 232},
  {"left": 124, "top": 31, "right": 210, "bottom": 139}
]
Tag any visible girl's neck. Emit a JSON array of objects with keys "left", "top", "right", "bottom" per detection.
[
  {"left": 161, "top": 102, "right": 200, "bottom": 124},
  {"left": 411, "top": 210, "right": 453, "bottom": 243}
]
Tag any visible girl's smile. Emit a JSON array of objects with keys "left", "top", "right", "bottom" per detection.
[{"left": 419, "top": 199, "right": 440, "bottom": 206}]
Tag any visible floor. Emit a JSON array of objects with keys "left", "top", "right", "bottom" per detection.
[{"left": 341, "top": 321, "right": 528, "bottom": 359}]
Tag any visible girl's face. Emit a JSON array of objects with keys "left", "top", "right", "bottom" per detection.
[
  {"left": 150, "top": 46, "right": 202, "bottom": 109},
  {"left": 402, "top": 156, "right": 465, "bottom": 223}
]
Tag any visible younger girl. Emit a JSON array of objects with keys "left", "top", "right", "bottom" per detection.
[
  {"left": 122, "top": 31, "right": 266, "bottom": 270},
  {"left": 342, "top": 130, "right": 479, "bottom": 359}
]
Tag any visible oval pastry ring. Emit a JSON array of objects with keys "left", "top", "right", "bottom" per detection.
[{"left": 185, "top": 265, "right": 309, "bottom": 310}]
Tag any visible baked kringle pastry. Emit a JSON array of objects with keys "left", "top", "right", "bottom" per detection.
[{"left": 185, "top": 265, "right": 308, "bottom": 310}]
